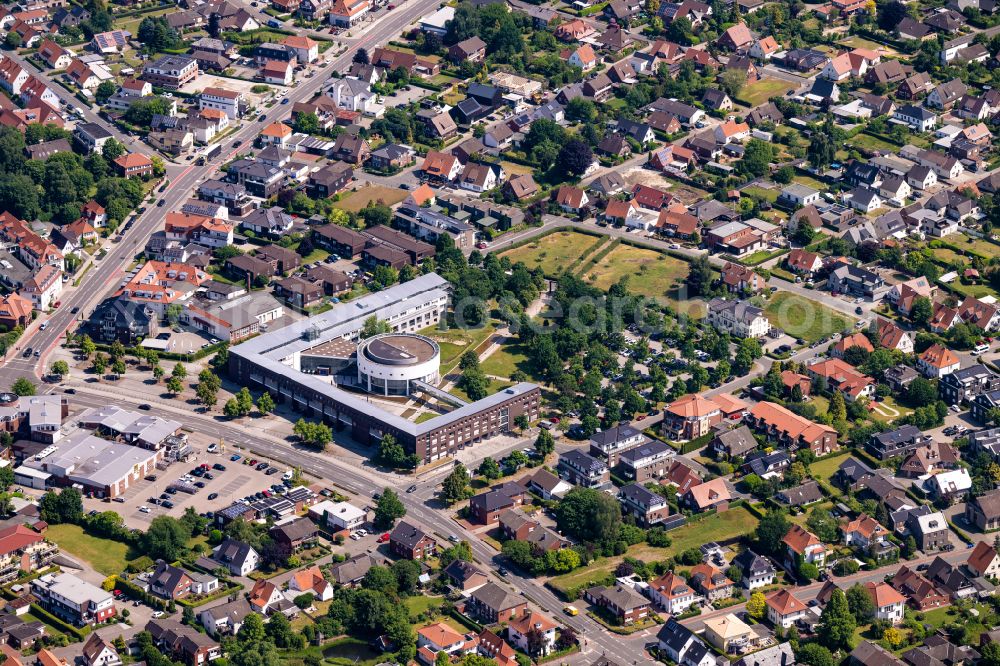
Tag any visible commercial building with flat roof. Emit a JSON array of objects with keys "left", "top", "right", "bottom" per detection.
[{"left": 228, "top": 273, "right": 540, "bottom": 463}]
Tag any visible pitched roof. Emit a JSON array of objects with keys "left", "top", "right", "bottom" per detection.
[
  {"left": 667, "top": 394, "right": 721, "bottom": 419},
  {"left": 765, "top": 588, "right": 807, "bottom": 615},
  {"left": 782, "top": 524, "right": 823, "bottom": 555},
  {"left": 864, "top": 581, "right": 905, "bottom": 608}
]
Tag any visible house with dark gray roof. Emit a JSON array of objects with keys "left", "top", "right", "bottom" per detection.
[
  {"left": 389, "top": 520, "right": 436, "bottom": 560},
  {"left": 467, "top": 581, "right": 527, "bottom": 623}
]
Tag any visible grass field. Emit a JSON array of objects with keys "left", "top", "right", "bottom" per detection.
[
  {"left": 500, "top": 230, "right": 603, "bottom": 276},
  {"left": 793, "top": 174, "right": 827, "bottom": 190},
  {"left": 764, "top": 292, "right": 855, "bottom": 343},
  {"left": 578, "top": 244, "right": 709, "bottom": 317},
  {"left": 930, "top": 247, "right": 968, "bottom": 265},
  {"left": 452, "top": 378, "right": 512, "bottom": 403},
  {"left": 837, "top": 35, "right": 901, "bottom": 57},
  {"left": 46, "top": 524, "right": 133, "bottom": 576},
  {"left": 421, "top": 323, "right": 496, "bottom": 371},
  {"left": 742, "top": 186, "right": 779, "bottom": 203},
  {"left": 405, "top": 594, "right": 443, "bottom": 620},
  {"left": 809, "top": 451, "right": 849, "bottom": 484},
  {"left": 480, "top": 343, "right": 536, "bottom": 380},
  {"left": 948, "top": 281, "right": 1000, "bottom": 300},
  {"left": 948, "top": 233, "right": 1000, "bottom": 260},
  {"left": 870, "top": 396, "right": 914, "bottom": 423},
  {"left": 501, "top": 161, "right": 536, "bottom": 177},
  {"left": 846, "top": 133, "right": 901, "bottom": 153},
  {"left": 742, "top": 78, "right": 796, "bottom": 106},
  {"left": 334, "top": 186, "right": 409, "bottom": 213},
  {"left": 549, "top": 506, "right": 759, "bottom": 597}
]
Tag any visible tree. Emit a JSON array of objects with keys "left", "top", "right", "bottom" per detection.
[
  {"left": 257, "top": 391, "right": 275, "bottom": 416},
  {"left": 80, "top": 335, "right": 96, "bottom": 358},
  {"left": 478, "top": 457, "right": 502, "bottom": 480},
  {"left": 756, "top": 509, "right": 791, "bottom": 556},
  {"left": 555, "top": 487, "right": 622, "bottom": 549},
  {"left": 95, "top": 80, "right": 116, "bottom": 104},
  {"left": 747, "top": 590, "right": 767, "bottom": 620},
  {"left": 558, "top": 138, "right": 594, "bottom": 178},
  {"left": 354, "top": 47, "right": 369, "bottom": 64},
  {"left": 238, "top": 612, "right": 266, "bottom": 642},
  {"left": 377, "top": 434, "right": 414, "bottom": 469},
  {"left": 39, "top": 488, "right": 83, "bottom": 524},
  {"left": 142, "top": 515, "right": 189, "bottom": 561},
  {"left": 11, "top": 378, "right": 34, "bottom": 396},
  {"left": 846, "top": 583, "right": 875, "bottom": 624},
  {"left": 738, "top": 139, "right": 776, "bottom": 178},
  {"left": 534, "top": 429, "right": 555, "bottom": 456},
  {"left": 797, "top": 643, "right": 835, "bottom": 666},
  {"left": 687, "top": 255, "right": 714, "bottom": 297},
  {"left": 172, "top": 362, "right": 187, "bottom": 380},
  {"left": 3, "top": 31, "right": 21, "bottom": 49},
  {"left": 910, "top": 296, "right": 932, "bottom": 326},
  {"left": 830, "top": 391, "right": 847, "bottom": 423},
  {"left": 806, "top": 507, "right": 839, "bottom": 542},
  {"left": 360, "top": 316, "right": 391, "bottom": 339},
  {"left": 441, "top": 463, "right": 471, "bottom": 505},
  {"left": 166, "top": 376, "right": 184, "bottom": 395},
  {"left": 818, "top": 588, "right": 856, "bottom": 651},
  {"left": 458, "top": 365, "right": 490, "bottom": 401},
  {"left": 102, "top": 138, "right": 125, "bottom": 161},
  {"left": 49, "top": 359, "right": 70, "bottom": 379},
  {"left": 719, "top": 68, "right": 748, "bottom": 99},
  {"left": 196, "top": 380, "right": 218, "bottom": 409},
  {"left": 374, "top": 488, "right": 406, "bottom": 529},
  {"left": 293, "top": 419, "right": 332, "bottom": 449}
]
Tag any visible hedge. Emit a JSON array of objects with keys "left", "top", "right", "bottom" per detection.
[
  {"left": 947, "top": 520, "right": 971, "bottom": 545},
  {"left": 30, "top": 603, "right": 91, "bottom": 640},
  {"left": 679, "top": 431, "right": 713, "bottom": 455},
  {"left": 176, "top": 581, "right": 244, "bottom": 608}
]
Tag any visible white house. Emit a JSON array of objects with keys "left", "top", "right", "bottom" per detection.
[
  {"left": 213, "top": 539, "right": 260, "bottom": 577},
  {"left": 864, "top": 582, "right": 905, "bottom": 625},
  {"left": 329, "top": 78, "right": 378, "bottom": 114},
  {"left": 707, "top": 299, "right": 771, "bottom": 338},
  {"left": 765, "top": 589, "right": 807, "bottom": 629},
  {"left": 648, "top": 572, "right": 698, "bottom": 614},
  {"left": 507, "top": 612, "right": 557, "bottom": 656},
  {"left": 780, "top": 184, "right": 820, "bottom": 207},
  {"left": 309, "top": 500, "right": 366, "bottom": 532}
]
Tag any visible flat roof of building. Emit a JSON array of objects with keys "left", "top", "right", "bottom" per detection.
[
  {"left": 362, "top": 334, "right": 437, "bottom": 365},
  {"left": 230, "top": 273, "right": 538, "bottom": 436},
  {"left": 302, "top": 338, "right": 358, "bottom": 359}
]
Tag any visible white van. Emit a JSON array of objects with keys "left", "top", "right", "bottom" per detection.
[{"left": 974, "top": 343, "right": 990, "bottom": 354}]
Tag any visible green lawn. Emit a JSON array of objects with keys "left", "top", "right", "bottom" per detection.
[
  {"left": 578, "top": 244, "right": 710, "bottom": 318},
  {"left": 742, "top": 186, "right": 779, "bottom": 203},
  {"left": 480, "top": 343, "right": 536, "bottom": 380},
  {"left": 764, "top": 292, "right": 855, "bottom": 343},
  {"left": 870, "top": 395, "right": 914, "bottom": 423},
  {"left": 793, "top": 174, "right": 827, "bottom": 190},
  {"left": 46, "top": 524, "right": 134, "bottom": 576},
  {"left": 930, "top": 247, "right": 968, "bottom": 265},
  {"left": 334, "top": 185, "right": 409, "bottom": 213},
  {"left": 948, "top": 233, "right": 1000, "bottom": 260},
  {"left": 846, "top": 133, "right": 901, "bottom": 153},
  {"left": 500, "top": 230, "right": 604, "bottom": 277},
  {"left": 742, "top": 78, "right": 796, "bottom": 106},
  {"left": 548, "top": 506, "right": 759, "bottom": 597},
  {"left": 809, "top": 451, "right": 849, "bottom": 484},
  {"left": 739, "top": 249, "right": 787, "bottom": 266},
  {"left": 405, "top": 594, "right": 444, "bottom": 620},
  {"left": 421, "top": 323, "right": 496, "bottom": 372}
]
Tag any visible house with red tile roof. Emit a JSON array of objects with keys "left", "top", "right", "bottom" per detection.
[
  {"left": 806, "top": 358, "right": 875, "bottom": 401},
  {"left": 718, "top": 22, "right": 753, "bottom": 51},
  {"left": 721, "top": 262, "right": 766, "bottom": 294},
  {"left": 891, "top": 565, "right": 949, "bottom": 610},
  {"left": 689, "top": 563, "right": 734, "bottom": 602},
  {"left": 554, "top": 186, "right": 588, "bottom": 213},
  {"left": 917, "top": 343, "right": 961, "bottom": 379},
  {"left": 746, "top": 401, "right": 838, "bottom": 453},
  {"left": 507, "top": 611, "right": 558, "bottom": 656},
  {"left": 683, "top": 477, "right": 730, "bottom": 512},
  {"left": 113, "top": 152, "right": 154, "bottom": 179},
  {"left": 648, "top": 571, "right": 697, "bottom": 614},
  {"left": 785, "top": 249, "right": 824, "bottom": 277},
  {"left": 842, "top": 513, "right": 888, "bottom": 549},
  {"left": 967, "top": 541, "right": 1000, "bottom": 578},
  {"left": 831, "top": 332, "right": 874, "bottom": 359},
  {"left": 864, "top": 581, "right": 905, "bottom": 624},
  {"left": 783, "top": 524, "right": 826, "bottom": 569},
  {"left": 0, "top": 292, "right": 32, "bottom": 329},
  {"left": 664, "top": 394, "right": 722, "bottom": 440},
  {"left": 765, "top": 589, "right": 807, "bottom": 628}
]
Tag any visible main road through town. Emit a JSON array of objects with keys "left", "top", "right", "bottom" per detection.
[{"left": 0, "top": 8, "right": 660, "bottom": 664}]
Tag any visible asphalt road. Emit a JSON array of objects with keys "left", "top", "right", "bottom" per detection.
[{"left": 0, "top": 0, "right": 445, "bottom": 386}]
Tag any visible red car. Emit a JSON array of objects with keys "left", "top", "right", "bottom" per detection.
[{"left": 377, "top": 533, "right": 390, "bottom": 543}]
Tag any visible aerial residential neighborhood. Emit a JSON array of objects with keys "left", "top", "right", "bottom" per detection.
[{"left": 6, "top": 0, "right": 1000, "bottom": 663}]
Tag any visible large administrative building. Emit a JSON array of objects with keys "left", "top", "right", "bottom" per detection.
[{"left": 228, "top": 273, "right": 540, "bottom": 464}]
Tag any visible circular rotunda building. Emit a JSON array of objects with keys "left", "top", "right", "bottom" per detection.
[{"left": 356, "top": 333, "right": 441, "bottom": 397}]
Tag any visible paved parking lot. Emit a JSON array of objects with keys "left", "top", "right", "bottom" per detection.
[{"left": 82, "top": 437, "right": 292, "bottom": 529}]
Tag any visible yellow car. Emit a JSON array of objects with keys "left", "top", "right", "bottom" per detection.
[{"left": 563, "top": 605, "right": 578, "bottom": 616}]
